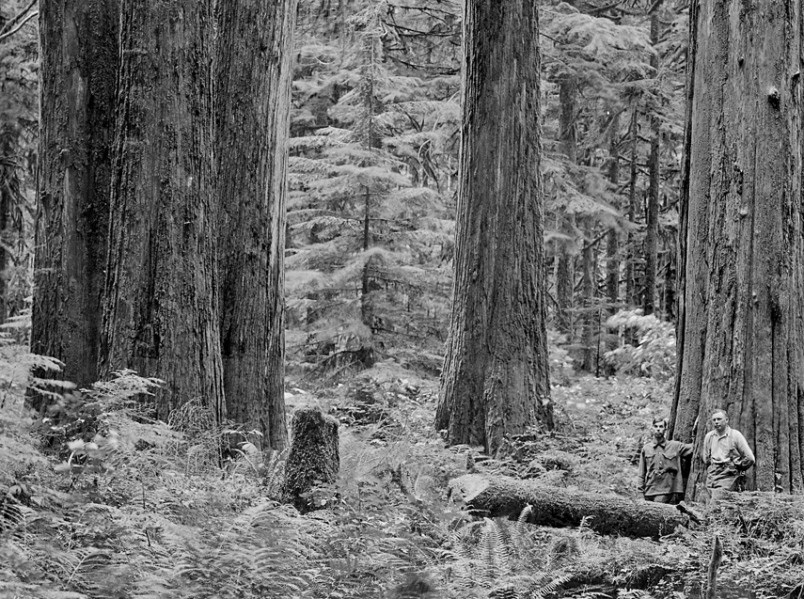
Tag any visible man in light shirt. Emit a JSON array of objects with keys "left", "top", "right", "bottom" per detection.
[{"left": 703, "top": 410, "right": 755, "bottom": 496}]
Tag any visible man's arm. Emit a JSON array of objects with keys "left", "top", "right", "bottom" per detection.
[
  {"left": 637, "top": 447, "right": 647, "bottom": 494},
  {"left": 733, "top": 431, "right": 755, "bottom": 470},
  {"left": 702, "top": 432, "right": 714, "bottom": 465},
  {"left": 679, "top": 441, "right": 693, "bottom": 458}
]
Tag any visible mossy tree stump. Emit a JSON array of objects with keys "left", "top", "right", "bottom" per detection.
[{"left": 282, "top": 407, "right": 339, "bottom": 512}]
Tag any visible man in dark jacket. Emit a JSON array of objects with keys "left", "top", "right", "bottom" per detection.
[{"left": 638, "top": 417, "right": 693, "bottom": 504}]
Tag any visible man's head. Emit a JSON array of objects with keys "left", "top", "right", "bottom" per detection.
[
  {"left": 651, "top": 417, "right": 667, "bottom": 442},
  {"left": 711, "top": 410, "right": 728, "bottom": 434}
]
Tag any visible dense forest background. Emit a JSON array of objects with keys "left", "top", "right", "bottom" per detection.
[
  {"left": 285, "top": 0, "right": 683, "bottom": 383},
  {"left": 2, "top": 0, "right": 804, "bottom": 598},
  {"left": 1, "top": 0, "right": 685, "bottom": 388}
]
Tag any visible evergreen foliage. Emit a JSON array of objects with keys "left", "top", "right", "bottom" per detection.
[
  {"left": 0, "top": 0, "right": 37, "bottom": 319},
  {"left": 287, "top": 0, "right": 459, "bottom": 375}
]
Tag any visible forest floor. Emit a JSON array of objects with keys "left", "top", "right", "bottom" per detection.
[{"left": 1, "top": 349, "right": 803, "bottom": 599}]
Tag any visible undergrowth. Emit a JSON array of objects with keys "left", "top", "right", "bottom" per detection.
[{"left": 1, "top": 348, "right": 803, "bottom": 598}]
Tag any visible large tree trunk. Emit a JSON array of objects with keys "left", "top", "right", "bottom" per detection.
[
  {"left": 216, "top": 0, "right": 296, "bottom": 450},
  {"left": 672, "top": 0, "right": 804, "bottom": 496},
  {"left": 435, "top": 0, "right": 553, "bottom": 453},
  {"left": 100, "top": 0, "right": 225, "bottom": 422},
  {"left": 32, "top": 0, "right": 117, "bottom": 392},
  {"left": 450, "top": 475, "right": 688, "bottom": 538}
]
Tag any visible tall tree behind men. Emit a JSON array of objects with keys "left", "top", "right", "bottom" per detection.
[
  {"left": 216, "top": 0, "right": 296, "bottom": 449},
  {"left": 32, "top": 0, "right": 117, "bottom": 392},
  {"left": 435, "top": 0, "right": 554, "bottom": 452},
  {"left": 671, "top": 0, "right": 804, "bottom": 495}
]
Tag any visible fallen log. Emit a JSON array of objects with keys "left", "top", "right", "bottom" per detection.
[{"left": 450, "top": 474, "right": 689, "bottom": 538}]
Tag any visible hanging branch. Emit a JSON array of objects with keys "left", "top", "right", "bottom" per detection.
[{"left": 0, "top": 0, "right": 37, "bottom": 43}]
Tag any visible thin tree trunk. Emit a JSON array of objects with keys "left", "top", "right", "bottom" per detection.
[
  {"left": 672, "top": 0, "right": 804, "bottom": 496},
  {"left": 555, "top": 218, "right": 574, "bottom": 335},
  {"left": 606, "top": 113, "right": 620, "bottom": 313},
  {"left": 556, "top": 77, "right": 578, "bottom": 336},
  {"left": 361, "top": 186, "right": 372, "bottom": 327},
  {"left": 436, "top": 0, "right": 553, "bottom": 452},
  {"left": 101, "top": 0, "right": 225, "bottom": 422},
  {"left": 0, "top": 131, "right": 13, "bottom": 322},
  {"left": 581, "top": 222, "right": 596, "bottom": 372},
  {"left": 216, "top": 0, "right": 296, "bottom": 450},
  {"left": 32, "top": 0, "right": 117, "bottom": 392},
  {"left": 643, "top": 6, "right": 662, "bottom": 316},
  {"left": 625, "top": 106, "right": 639, "bottom": 308},
  {"left": 663, "top": 235, "right": 676, "bottom": 320}
]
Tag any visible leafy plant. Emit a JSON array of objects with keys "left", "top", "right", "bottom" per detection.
[
  {"left": 603, "top": 309, "right": 675, "bottom": 379},
  {"left": 445, "top": 510, "right": 572, "bottom": 599}
]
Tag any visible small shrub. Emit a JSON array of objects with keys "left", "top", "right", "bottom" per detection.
[{"left": 603, "top": 309, "right": 675, "bottom": 380}]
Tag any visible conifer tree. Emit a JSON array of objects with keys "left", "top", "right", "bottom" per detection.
[
  {"left": 286, "top": 1, "right": 458, "bottom": 372},
  {"left": 216, "top": 0, "right": 296, "bottom": 450},
  {"left": 100, "top": 0, "right": 225, "bottom": 421},
  {"left": 672, "top": 0, "right": 804, "bottom": 495},
  {"left": 32, "top": 0, "right": 117, "bottom": 391},
  {"left": 435, "top": 0, "right": 554, "bottom": 452}
]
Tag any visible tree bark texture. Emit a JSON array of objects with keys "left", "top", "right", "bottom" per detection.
[
  {"left": 450, "top": 474, "right": 688, "bottom": 538},
  {"left": 101, "top": 0, "right": 225, "bottom": 421},
  {"left": 282, "top": 407, "right": 339, "bottom": 513},
  {"left": 32, "top": 0, "right": 117, "bottom": 390},
  {"left": 216, "top": 0, "right": 296, "bottom": 450},
  {"left": 672, "top": 0, "right": 804, "bottom": 495},
  {"left": 435, "top": 0, "right": 553, "bottom": 453}
]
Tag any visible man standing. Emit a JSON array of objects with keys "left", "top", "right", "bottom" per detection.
[
  {"left": 703, "top": 410, "right": 755, "bottom": 495},
  {"left": 638, "top": 417, "right": 693, "bottom": 504}
]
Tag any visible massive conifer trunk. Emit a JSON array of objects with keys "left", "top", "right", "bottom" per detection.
[
  {"left": 216, "top": 0, "right": 296, "bottom": 450},
  {"left": 672, "top": 0, "right": 804, "bottom": 495},
  {"left": 32, "top": 0, "right": 117, "bottom": 391},
  {"left": 100, "top": 0, "right": 225, "bottom": 421},
  {"left": 435, "top": 0, "right": 553, "bottom": 452}
]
